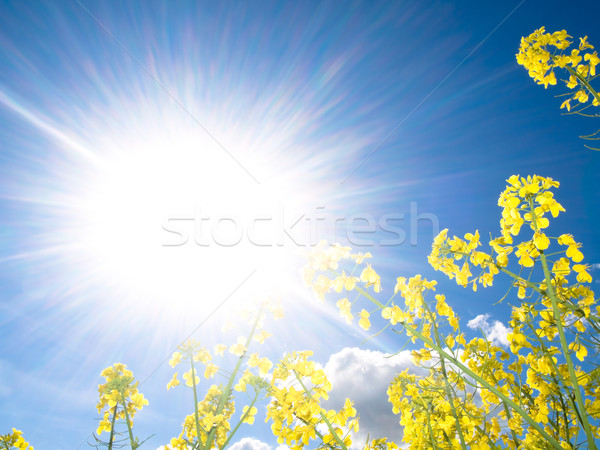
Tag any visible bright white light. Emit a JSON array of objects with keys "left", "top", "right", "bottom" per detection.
[
  {"left": 5, "top": 77, "right": 373, "bottom": 326},
  {"left": 72, "top": 118, "right": 315, "bottom": 316}
]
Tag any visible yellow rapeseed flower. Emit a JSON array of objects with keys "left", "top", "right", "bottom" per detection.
[
  {"left": 167, "top": 372, "right": 180, "bottom": 390},
  {"left": 360, "top": 264, "right": 382, "bottom": 292},
  {"left": 229, "top": 336, "right": 247, "bottom": 356},
  {"left": 242, "top": 405, "right": 258, "bottom": 424},
  {"left": 0, "top": 429, "right": 33, "bottom": 450},
  {"left": 358, "top": 309, "right": 371, "bottom": 330}
]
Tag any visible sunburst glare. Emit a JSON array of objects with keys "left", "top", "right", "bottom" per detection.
[{"left": 1, "top": 71, "right": 377, "bottom": 336}]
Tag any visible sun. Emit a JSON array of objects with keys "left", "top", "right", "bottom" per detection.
[
  {"left": 71, "top": 118, "right": 315, "bottom": 319},
  {"left": 2, "top": 81, "right": 366, "bottom": 330}
]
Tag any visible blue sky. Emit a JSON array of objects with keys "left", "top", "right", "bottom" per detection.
[{"left": 0, "top": 0, "right": 599, "bottom": 448}]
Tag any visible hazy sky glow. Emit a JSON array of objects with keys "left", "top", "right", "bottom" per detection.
[{"left": 0, "top": 1, "right": 599, "bottom": 448}]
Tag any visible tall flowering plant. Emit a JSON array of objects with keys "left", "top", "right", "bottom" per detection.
[
  {"left": 95, "top": 363, "right": 149, "bottom": 449},
  {"left": 517, "top": 28, "right": 600, "bottom": 149},
  {"left": 163, "top": 300, "right": 282, "bottom": 449},
  {"left": 304, "top": 175, "right": 599, "bottom": 449},
  {"left": 6, "top": 27, "right": 600, "bottom": 450}
]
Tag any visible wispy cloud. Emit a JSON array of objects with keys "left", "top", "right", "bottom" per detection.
[{"left": 467, "top": 314, "right": 510, "bottom": 347}]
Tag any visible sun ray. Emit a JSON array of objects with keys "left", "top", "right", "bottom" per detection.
[
  {"left": 0, "top": 89, "right": 99, "bottom": 163},
  {"left": 0, "top": 2, "right": 412, "bottom": 353}
]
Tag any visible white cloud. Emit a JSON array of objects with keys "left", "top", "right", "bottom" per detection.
[
  {"left": 229, "top": 437, "right": 272, "bottom": 450},
  {"left": 467, "top": 314, "right": 510, "bottom": 347},
  {"left": 159, "top": 437, "right": 274, "bottom": 450},
  {"left": 323, "top": 347, "right": 425, "bottom": 448}
]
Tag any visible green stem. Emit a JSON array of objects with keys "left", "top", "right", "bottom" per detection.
[
  {"left": 119, "top": 391, "right": 137, "bottom": 449},
  {"left": 220, "top": 391, "right": 260, "bottom": 449},
  {"left": 410, "top": 322, "right": 562, "bottom": 448},
  {"left": 189, "top": 356, "right": 204, "bottom": 449},
  {"left": 475, "top": 424, "right": 501, "bottom": 450},
  {"left": 295, "top": 414, "right": 336, "bottom": 449},
  {"left": 204, "top": 305, "right": 265, "bottom": 449},
  {"left": 528, "top": 197, "right": 597, "bottom": 449},
  {"left": 556, "top": 380, "right": 573, "bottom": 445},
  {"left": 564, "top": 64, "right": 600, "bottom": 106},
  {"left": 425, "top": 303, "right": 467, "bottom": 448},
  {"left": 525, "top": 319, "right": 579, "bottom": 442},
  {"left": 419, "top": 392, "right": 439, "bottom": 449},
  {"left": 293, "top": 369, "right": 349, "bottom": 450},
  {"left": 354, "top": 284, "right": 563, "bottom": 449},
  {"left": 108, "top": 404, "right": 118, "bottom": 450},
  {"left": 491, "top": 375, "right": 520, "bottom": 448}
]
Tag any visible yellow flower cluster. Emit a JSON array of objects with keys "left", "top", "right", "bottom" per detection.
[
  {"left": 303, "top": 242, "right": 381, "bottom": 330},
  {"left": 168, "top": 300, "right": 280, "bottom": 392},
  {"left": 168, "top": 385, "right": 235, "bottom": 449},
  {"left": 384, "top": 280, "right": 600, "bottom": 449},
  {"left": 267, "top": 351, "right": 358, "bottom": 448},
  {"left": 499, "top": 175, "right": 562, "bottom": 234},
  {"left": 377, "top": 277, "right": 509, "bottom": 447},
  {"left": 96, "top": 363, "right": 148, "bottom": 436},
  {"left": 383, "top": 275, "right": 458, "bottom": 342},
  {"left": 0, "top": 429, "right": 33, "bottom": 450},
  {"left": 304, "top": 173, "right": 600, "bottom": 448},
  {"left": 429, "top": 173, "right": 596, "bottom": 344},
  {"left": 423, "top": 175, "right": 600, "bottom": 447},
  {"left": 167, "top": 340, "right": 219, "bottom": 390},
  {"left": 429, "top": 175, "right": 584, "bottom": 295},
  {"left": 428, "top": 228, "right": 502, "bottom": 292},
  {"left": 241, "top": 405, "right": 258, "bottom": 425},
  {"left": 304, "top": 242, "right": 352, "bottom": 278},
  {"left": 516, "top": 27, "right": 599, "bottom": 111},
  {"left": 164, "top": 301, "right": 280, "bottom": 449},
  {"left": 388, "top": 368, "right": 492, "bottom": 448},
  {"left": 248, "top": 352, "right": 274, "bottom": 376}
]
